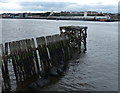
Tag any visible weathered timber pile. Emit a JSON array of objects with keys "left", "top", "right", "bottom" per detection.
[
  {"left": 60, "top": 26, "right": 87, "bottom": 52},
  {"left": 0, "top": 26, "right": 87, "bottom": 92}
]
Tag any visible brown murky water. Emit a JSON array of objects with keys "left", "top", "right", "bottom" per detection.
[{"left": 1, "top": 19, "right": 118, "bottom": 91}]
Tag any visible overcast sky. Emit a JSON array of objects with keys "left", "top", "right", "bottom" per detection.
[{"left": 0, "top": 0, "right": 119, "bottom": 13}]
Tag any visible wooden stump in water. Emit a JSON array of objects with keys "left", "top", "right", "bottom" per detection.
[
  {"left": 0, "top": 43, "right": 11, "bottom": 91},
  {"left": 36, "top": 36, "right": 50, "bottom": 77}
]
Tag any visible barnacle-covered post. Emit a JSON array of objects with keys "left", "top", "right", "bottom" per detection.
[{"left": 59, "top": 26, "right": 88, "bottom": 53}]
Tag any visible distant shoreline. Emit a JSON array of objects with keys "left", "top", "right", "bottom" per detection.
[{"left": 1, "top": 17, "right": 119, "bottom": 22}]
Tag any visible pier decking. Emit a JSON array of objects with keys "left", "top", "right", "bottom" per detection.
[{"left": 0, "top": 26, "right": 87, "bottom": 92}]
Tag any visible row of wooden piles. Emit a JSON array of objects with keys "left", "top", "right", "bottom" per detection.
[{"left": 0, "top": 34, "right": 72, "bottom": 92}]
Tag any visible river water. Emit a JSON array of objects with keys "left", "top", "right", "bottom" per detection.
[{"left": 1, "top": 19, "right": 118, "bottom": 91}]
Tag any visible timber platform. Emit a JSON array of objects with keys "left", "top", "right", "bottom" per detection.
[{"left": 0, "top": 26, "right": 88, "bottom": 92}]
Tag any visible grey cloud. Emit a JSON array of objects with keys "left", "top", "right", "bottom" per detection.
[
  {"left": 20, "top": 2, "right": 118, "bottom": 13},
  {"left": 1, "top": 2, "right": 118, "bottom": 13},
  {"left": 19, "top": 2, "right": 71, "bottom": 11},
  {"left": 64, "top": 3, "right": 117, "bottom": 13}
]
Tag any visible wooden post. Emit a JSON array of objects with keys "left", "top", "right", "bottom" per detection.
[
  {"left": 15, "top": 41, "right": 23, "bottom": 82},
  {"left": 9, "top": 42, "right": 19, "bottom": 83},
  {"left": 36, "top": 37, "right": 50, "bottom": 76},
  {"left": 46, "top": 35, "right": 55, "bottom": 66},
  {"left": 78, "top": 30, "right": 81, "bottom": 53},
  {"left": 83, "top": 28, "right": 87, "bottom": 52},
  {"left": 12, "top": 41, "right": 21, "bottom": 82},
  {"left": 52, "top": 34, "right": 64, "bottom": 64},
  {"left": 25, "top": 39, "right": 34, "bottom": 77},
  {"left": 31, "top": 38, "right": 40, "bottom": 74},
  {"left": 0, "top": 43, "right": 11, "bottom": 90}
]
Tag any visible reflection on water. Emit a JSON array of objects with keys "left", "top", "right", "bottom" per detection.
[{"left": 2, "top": 19, "right": 118, "bottom": 91}]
